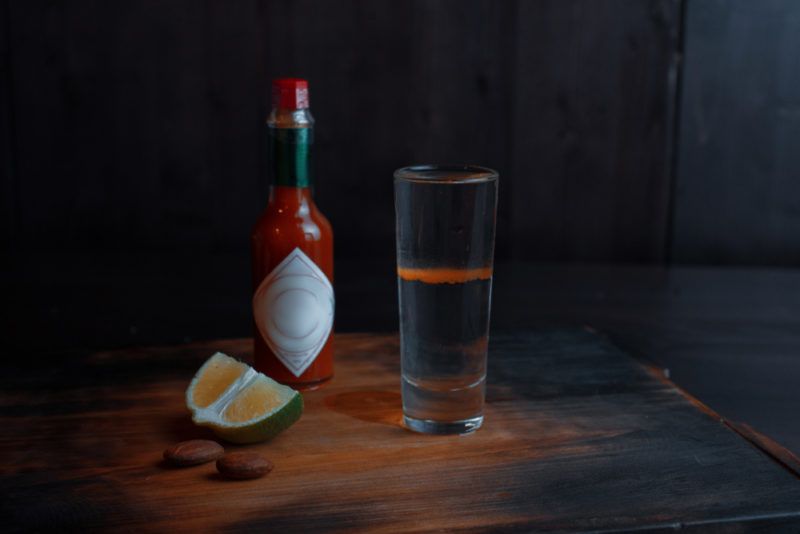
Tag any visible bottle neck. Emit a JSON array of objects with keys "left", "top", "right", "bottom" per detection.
[{"left": 268, "top": 108, "right": 314, "bottom": 188}]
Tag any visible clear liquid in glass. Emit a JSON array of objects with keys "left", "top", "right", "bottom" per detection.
[{"left": 395, "top": 167, "right": 497, "bottom": 434}]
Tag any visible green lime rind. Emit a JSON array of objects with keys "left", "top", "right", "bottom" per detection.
[{"left": 196, "top": 391, "right": 304, "bottom": 445}]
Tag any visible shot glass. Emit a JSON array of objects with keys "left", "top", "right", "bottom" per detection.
[{"left": 394, "top": 165, "right": 498, "bottom": 434}]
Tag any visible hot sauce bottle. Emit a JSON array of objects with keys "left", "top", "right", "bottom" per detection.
[{"left": 251, "top": 78, "right": 334, "bottom": 389}]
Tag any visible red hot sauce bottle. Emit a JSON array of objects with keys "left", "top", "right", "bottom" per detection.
[{"left": 251, "top": 78, "right": 334, "bottom": 389}]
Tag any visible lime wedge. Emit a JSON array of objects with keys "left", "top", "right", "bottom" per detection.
[{"left": 185, "top": 353, "right": 303, "bottom": 444}]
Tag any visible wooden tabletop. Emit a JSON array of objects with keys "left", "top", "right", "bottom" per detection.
[
  {"left": 5, "top": 254, "right": 800, "bottom": 455},
  {"left": 3, "top": 330, "right": 800, "bottom": 532}
]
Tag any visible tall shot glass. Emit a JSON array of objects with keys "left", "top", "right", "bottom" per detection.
[{"left": 394, "top": 165, "right": 498, "bottom": 434}]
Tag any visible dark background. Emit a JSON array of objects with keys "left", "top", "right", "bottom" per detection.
[{"left": 2, "top": 0, "right": 800, "bottom": 350}]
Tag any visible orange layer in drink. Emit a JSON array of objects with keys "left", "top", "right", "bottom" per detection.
[{"left": 397, "top": 267, "right": 493, "bottom": 284}]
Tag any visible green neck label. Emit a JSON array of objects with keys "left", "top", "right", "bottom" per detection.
[{"left": 269, "top": 126, "right": 313, "bottom": 188}]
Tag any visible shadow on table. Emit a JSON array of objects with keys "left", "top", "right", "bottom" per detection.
[{"left": 324, "top": 390, "right": 403, "bottom": 427}]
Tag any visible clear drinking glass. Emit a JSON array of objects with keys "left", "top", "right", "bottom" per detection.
[{"left": 394, "top": 165, "right": 498, "bottom": 434}]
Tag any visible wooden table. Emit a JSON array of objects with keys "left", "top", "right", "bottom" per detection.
[
  {"left": 6, "top": 254, "right": 800, "bottom": 455},
  {"left": 3, "top": 330, "right": 800, "bottom": 532}
]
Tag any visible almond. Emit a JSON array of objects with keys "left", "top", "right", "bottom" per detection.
[
  {"left": 216, "top": 452, "right": 273, "bottom": 480},
  {"left": 163, "top": 440, "right": 224, "bottom": 466}
]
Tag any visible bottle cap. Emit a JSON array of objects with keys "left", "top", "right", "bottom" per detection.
[{"left": 272, "top": 78, "right": 309, "bottom": 110}]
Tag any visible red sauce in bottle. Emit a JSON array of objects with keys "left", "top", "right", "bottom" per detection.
[{"left": 251, "top": 79, "right": 334, "bottom": 389}]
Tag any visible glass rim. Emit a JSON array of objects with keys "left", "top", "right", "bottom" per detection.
[{"left": 394, "top": 164, "right": 498, "bottom": 184}]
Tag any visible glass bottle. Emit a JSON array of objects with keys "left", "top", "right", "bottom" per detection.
[{"left": 251, "top": 78, "right": 334, "bottom": 389}]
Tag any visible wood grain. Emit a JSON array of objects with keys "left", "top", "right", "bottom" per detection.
[
  {"left": 2, "top": 330, "right": 800, "bottom": 532},
  {"left": 726, "top": 421, "right": 800, "bottom": 478},
  {"left": 1, "top": 0, "right": 679, "bottom": 263},
  {"left": 672, "top": 0, "right": 800, "bottom": 265},
  {"left": 5, "top": 254, "right": 800, "bottom": 456},
  {"left": 0, "top": 0, "right": 15, "bottom": 249},
  {"left": 510, "top": 0, "right": 679, "bottom": 262}
]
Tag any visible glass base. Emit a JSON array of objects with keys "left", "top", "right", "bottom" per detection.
[{"left": 403, "top": 414, "right": 483, "bottom": 435}]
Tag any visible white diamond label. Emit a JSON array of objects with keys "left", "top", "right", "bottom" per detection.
[{"left": 253, "top": 248, "right": 334, "bottom": 377}]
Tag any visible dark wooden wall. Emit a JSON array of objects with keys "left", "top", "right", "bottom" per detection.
[
  {"left": 672, "top": 0, "right": 800, "bottom": 265},
  {"left": 1, "top": 0, "right": 680, "bottom": 263},
  {"left": 1, "top": 0, "right": 798, "bottom": 265}
]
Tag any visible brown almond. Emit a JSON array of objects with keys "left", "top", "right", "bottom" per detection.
[
  {"left": 163, "top": 440, "right": 224, "bottom": 467},
  {"left": 216, "top": 452, "right": 273, "bottom": 480}
]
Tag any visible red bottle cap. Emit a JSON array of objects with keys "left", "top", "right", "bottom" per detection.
[{"left": 272, "top": 78, "right": 309, "bottom": 110}]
